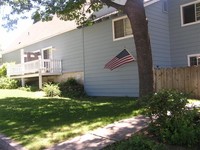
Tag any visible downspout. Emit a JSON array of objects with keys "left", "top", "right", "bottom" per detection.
[
  {"left": 20, "top": 49, "right": 25, "bottom": 87},
  {"left": 82, "top": 26, "right": 86, "bottom": 89}
]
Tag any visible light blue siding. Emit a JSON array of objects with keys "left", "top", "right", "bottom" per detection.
[
  {"left": 146, "top": 0, "right": 171, "bottom": 67},
  {"left": 169, "top": 0, "right": 200, "bottom": 67},
  {"left": 2, "top": 0, "right": 173, "bottom": 97},
  {"left": 83, "top": 20, "right": 139, "bottom": 97},
  {"left": 11, "top": 29, "right": 84, "bottom": 73},
  {"left": 2, "top": 50, "right": 21, "bottom": 64},
  {"left": 83, "top": 1, "right": 171, "bottom": 97}
]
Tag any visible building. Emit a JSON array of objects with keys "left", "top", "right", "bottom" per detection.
[{"left": 2, "top": 0, "right": 200, "bottom": 97}]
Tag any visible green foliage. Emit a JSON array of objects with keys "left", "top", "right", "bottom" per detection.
[
  {"left": 0, "top": 64, "right": 7, "bottom": 77},
  {"left": 104, "top": 135, "right": 166, "bottom": 150},
  {"left": 153, "top": 110, "right": 200, "bottom": 146},
  {"left": 143, "top": 90, "right": 200, "bottom": 147},
  {"left": 59, "top": 78, "right": 85, "bottom": 98},
  {"left": 25, "top": 79, "right": 39, "bottom": 91},
  {"left": 43, "top": 82, "right": 61, "bottom": 97},
  {"left": 1, "top": 0, "right": 104, "bottom": 28},
  {"left": 18, "top": 85, "right": 32, "bottom": 92},
  {"left": 0, "top": 89, "right": 142, "bottom": 150},
  {"left": 0, "top": 77, "right": 18, "bottom": 89},
  {"left": 143, "top": 90, "right": 188, "bottom": 120}
]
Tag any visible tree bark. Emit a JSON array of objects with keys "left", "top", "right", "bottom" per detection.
[
  {"left": 100, "top": 0, "right": 154, "bottom": 97},
  {"left": 125, "top": 0, "right": 154, "bottom": 97}
]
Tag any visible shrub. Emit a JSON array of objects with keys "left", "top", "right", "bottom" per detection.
[
  {"left": 104, "top": 135, "right": 166, "bottom": 150},
  {"left": 0, "top": 77, "right": 18, "bottom": 89},
  {"left": 43, "top": 82, "right": 61, "bottom": 97},
  {"left": 143, "top": 90, "right": 200, "bottom": 147},
  {"left": 59, "top": 78, "right": 85, "bottom": 98},
  {"left": 0, "top": 64, "right": 7, "bottom": 77},
  {"left": 18, "top": 85, "right": 32, "bottom": 92}
]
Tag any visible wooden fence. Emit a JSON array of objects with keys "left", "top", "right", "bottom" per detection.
[{"left": 154, "top": 66, "right": 200, "bottom": 98}]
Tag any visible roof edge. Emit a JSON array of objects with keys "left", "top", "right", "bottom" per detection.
[
  {"left": 3, "top": 27, "right": 78, "bottom": 54},
  {"left": 3, "top": 0, "right": 160, "bottom": 55},
  {"left": 145, "top": 0, "right": 160, "bottom": 7}
]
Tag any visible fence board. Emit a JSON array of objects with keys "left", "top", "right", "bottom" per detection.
[
  {"left": 154, "top": 66, "right": 200, "bottom": 98},
  {"left": 198, "top": 67, "right": 200, "bottom": 98}
]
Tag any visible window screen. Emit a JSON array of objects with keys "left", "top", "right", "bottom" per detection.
[{"left": 183, "top": 4, "right": 195, "bottom": 24}]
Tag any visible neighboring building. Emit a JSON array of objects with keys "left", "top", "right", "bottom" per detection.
[{"left": 2, "top": 0, "right": 199, "bottom": 97}]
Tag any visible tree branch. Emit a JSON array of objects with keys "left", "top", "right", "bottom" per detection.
[{"left": 100, "top": 0, "right": 125, "bottom": 11}]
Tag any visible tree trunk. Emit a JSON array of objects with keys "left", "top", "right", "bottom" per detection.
[{"left": 125, "top": 0, "right": 154, "bottom": 97}]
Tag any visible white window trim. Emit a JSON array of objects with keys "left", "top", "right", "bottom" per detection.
[
  {"left": 33, "top": 49, "right": 40, "bottom": 53},
  {"left": 187, "top": 53, "right": 200, "bottom": 66},
  {"left": 41, "top": 46, "right": 53, "bottom": 51},
  {"left": 180, "top": 0, "right": 200, "bottom": 27},
  {"left": 112, "top": 16, "right": 133, "bottom": 41},
  {"left": 41, "top": 46, "right": 53, "bottom": 59},
  {"left": 144, "top": 0, "right": 160, "bottom": 7}
]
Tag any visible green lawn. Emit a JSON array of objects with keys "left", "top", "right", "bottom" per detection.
[{"left": 0, "top": 89, "right": 143, "bottom": 150}]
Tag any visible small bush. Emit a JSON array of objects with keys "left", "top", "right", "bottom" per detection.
[
  {"left": 59, "top": 78, "right": 85, "bottom": 98},
  {"left": 104, "top": 135, "right": 166, "bottom": 150},
  {"left": 18, "top": 86, "right": 32, "bottom": 92},
  {"left": 0, "top": 64, "right": 7, "bottom": 77},
  {"left": 143, "top": 90, "right": 188, "bottom": 121},
  {"left": 0, "top": 77, "right": 18, "bottom": 89},
  {"left": 143, "top": 90, "right": 200, "bottom": 147},
  {"left": 43, "top": 82, "right": 61, "bottom": 97}
]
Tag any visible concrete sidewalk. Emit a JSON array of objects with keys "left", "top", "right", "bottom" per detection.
[
  {"left": 0, "top": 134, "right": 27, "bottom": 150},
  {"left": 0, "top": 115, "right": 149, "bottom": 150},
  {"left": 47, "top": 115, "right": 149, "bottom": 150},
  {"left": 1, "top": 102, "right": 199, "bottom": 150}
]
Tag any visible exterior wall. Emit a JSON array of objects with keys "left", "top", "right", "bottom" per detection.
[
  {"left": 84, "top": 20, "right": 139, "bottom": 97},
  {"left": 2, "top": 49, "right": 21, "bottom": 64},
  {"left": 43, "top": 72, "right": 84, "bottom": 84},
  {"left": 2, "top": 0, "right": 172, "bottom": 97},
  {"left": 21, "top": 29, "right": 84, "bottom": 73},
  {"left": 169, "top": 0, "right": 200, "bottom": 67},
  {"left": 147, "top": 0, "right": 171, "bottom": 67},
  {"left": 83, "top": 1, "right": 171, "bottom": 97}
]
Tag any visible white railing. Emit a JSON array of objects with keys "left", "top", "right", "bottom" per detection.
[{"left": 7, "top": 59, "right": 62, "bottom": 77}]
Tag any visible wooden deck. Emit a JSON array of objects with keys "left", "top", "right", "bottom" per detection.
[{"left": 7, "top": 59, "right": 62, "bottom": 78}]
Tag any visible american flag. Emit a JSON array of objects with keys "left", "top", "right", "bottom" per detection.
[{"left": 104, "top": 49, "right": 136, "bottom": 70}]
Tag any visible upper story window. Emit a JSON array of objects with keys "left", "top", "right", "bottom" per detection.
[
  {"left": 162, "top": 0, "right": 168, "bottom": 13},
  {"left": 112, "top": 16, "right": 133, "bottom": 41},
  {"left": 188, "top": 54, "right": 200, "bottom": 66},
  {"left": 181, "top": 1, "right": 200, "bottom": 26}
]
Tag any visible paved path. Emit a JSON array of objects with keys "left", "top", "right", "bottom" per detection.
[
  {"left": 0, "top": 134, "right": 27, "bottom": 150},
  {"left": 1, "top": 101, "right": 199, "bottom": 150},
  {"left": 0, "top": 115, "right": 149, "bottom": 150},
  {"left": 47, "top": 115, "right": 149, "bottom": 150}
]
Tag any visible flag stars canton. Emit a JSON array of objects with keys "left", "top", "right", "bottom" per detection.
[{"left": 104, "top": 49, "right": 136, "bottom": 71}]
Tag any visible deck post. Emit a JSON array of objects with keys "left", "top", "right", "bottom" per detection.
[
  {"left": 21, "top": 78, "right": 25, "bottom": 87},
  {"left": 39, "top": 72, "right": 42, "bottom": 89}
]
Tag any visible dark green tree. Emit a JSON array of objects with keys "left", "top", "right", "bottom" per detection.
[{"left": 1, "top": 0, "right": 153, "bottom": 97}]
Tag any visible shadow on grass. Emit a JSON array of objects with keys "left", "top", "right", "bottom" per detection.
[{"left": 0, "top": 96, "right": 143, "bottom": 149}]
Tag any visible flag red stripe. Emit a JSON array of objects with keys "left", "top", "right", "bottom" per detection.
[
  {"left": 105, "top": 55, "right": 134, "bottom": 69},
  {"left": 104, "top": 57, "right": 118, "bottom": 68},
  {"left": 109, "top": 57, "right": 134, "bottom": 70},
  {"left": 110, "top": 58, "right": 134, "bottom": 70},
  {"left": 104, "top": 49, "right": 136, "bottom": 70},
  {"left": 107, "top": 55, "right": 134, "bottom": 69}
]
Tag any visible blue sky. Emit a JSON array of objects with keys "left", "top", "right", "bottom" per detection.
[
  {"left": 0, "top": 17, "right": 32, "bottom": 50},
  {"left": 0, "top": 0, "right": 151, "bottom": 50},
  {"left": 0, "top": 5, "right": 33, "bottom": 50}
]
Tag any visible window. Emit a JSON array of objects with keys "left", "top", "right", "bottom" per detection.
[
  {"left": 188, "top": 54, "right": 200, "bottom": 66},
  {"left": 113, "top": 17, "right": 132, "bottom": 40},
  {"left": 181, "top": 2, "right": 200, "bottom": 26},
  {"left": 162, "top": 0, "right": 168, "bottom": 13},
  {"left": 42, "top": 46, "right": 53, "bottom": 60}
]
